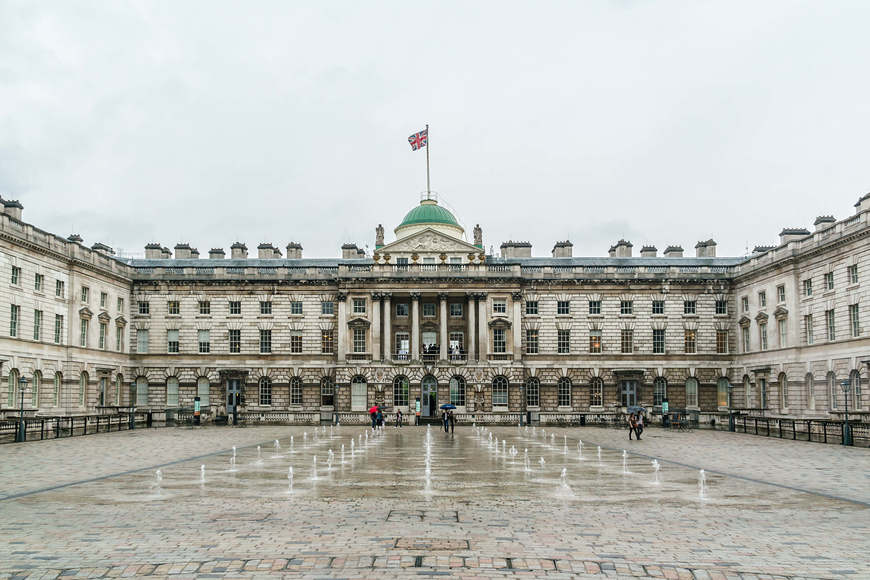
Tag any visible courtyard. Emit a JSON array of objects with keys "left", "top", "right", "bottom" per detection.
[{"left": 0, "top": 425, "right": 868, "bottom": 579}]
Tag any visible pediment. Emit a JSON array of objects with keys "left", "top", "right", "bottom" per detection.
[
  {"left": 347, "top": 316, "right": 371, "bottom": 329},
  {"left": 773, "top": 306, "right": 788, "bottom": 320},
  {"left": 488, "top": 318, "right": 512, "bottom": 329},
  {"left": 97, "top": 311, "right": 111, "bottom": 323},
  {"left": 754, "top": 311, "right": 769, "bottom": 322},
  {"left": 376, "top": 228, "right": 479, "bottom": 255},
  {"left": 79, "top": 306, "right": 93, "bottom": 319},
  {"left": 738, "top": 315, "right": 751, "bottom": 327},
  {"left": 115, "top": 315, "right": 127, "bottom": 327}
]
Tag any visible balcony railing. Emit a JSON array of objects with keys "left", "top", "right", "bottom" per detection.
[
  {"left": 346, "top": 352, "right": 370, "bottom": 361},
  {"left": 488, "top": 353, "right": 513, "bottom": 361}
]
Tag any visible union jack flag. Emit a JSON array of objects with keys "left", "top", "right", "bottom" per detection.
[{"left": 408, "top": 128, "right": 428, "bottom": 151}]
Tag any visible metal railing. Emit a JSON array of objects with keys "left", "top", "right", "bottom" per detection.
[
  {"left": 0, "top": 412, "right": 149, "bottom": 443},
  {"left": 730, "top": 415, "right": 868, "bottom": 446}
]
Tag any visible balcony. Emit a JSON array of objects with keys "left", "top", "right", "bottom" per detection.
[
  {"left": 346, "top": 352, "right": 370, "bottom": 362},
  {"left": 488, "top": 353, "right": 513, "bottom": 362}
]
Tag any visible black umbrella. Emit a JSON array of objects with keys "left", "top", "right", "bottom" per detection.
[{"left": 440, "top": 403, "right": 456, "bottom": 410}]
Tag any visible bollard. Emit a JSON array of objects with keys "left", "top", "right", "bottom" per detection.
[{"left": 194, "top": 396, "right": 201, "bottom": 426}]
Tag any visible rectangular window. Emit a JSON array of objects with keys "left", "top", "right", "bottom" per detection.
[
  {"left": 824, "top": 272, "right": 834, "bottom": 291},
  {"left": 290, "top": 332, "right": 303, "bottom": 353},
  {"left": 351, "top": 380, "right": 367, "bottom": 411},
  {"left": 848, "top": 264, "right": 858, "bottom": 285},
  {"left": 558, "top": 380, "right": 571, "bottom": 407},
  {"left": 803, "top": 279, "right": 813, "bottom": 297},
  {"left": 653, "top": 380, "right": 667, "bottom": 406},
  {"left": 589, "top": 330, "right": 602, "bottom": 353},
  {"left": 653, "top": 329, "right": 665, "bottom": 353},
  {"left": 523, "top": 328, "right": 540, "bottom": 354},
  {"left": 525, "top": 301, "right": 538, "bottom": 315},
  {"left": 777, "top": 285, "right": 786, "bottom": 303},
  {"left": 137, "top": 329, "right": 149, "bottom": 353},
  {"left": 116, "top": 326, "right": 123, "bottom": 351},
  {"left": 353, "top": 298, "right": 366, "bottom": 314},
  {"left": 260, "top": 301, "right": 272, "bottom": 315},
  {"left": 716, "top": 330, "right": 729, "bottom": 354},
  {"left": 620, "top": 329, "right": 633, "bottom": 353},
  {"left": 778, "top": 319, "right": 787, "bottom": 347},
  {"left": 493, "top": 299, "right": 506, "bottom": 314},
  {"left": 33, "top": 309, "right": 42, "bottom": 341},
  {"left": 683, "top": 300, "right": 696, "bottom": 315},
  {"left": 198, "top": 330, "right": 210, "bottom": 353},
  {"left": 423, "top": 302, "right": 436, "bottom": 317},
  {"left": 229, "top": 301, "right": 241, "bottom": 315},
  {"left": 80, "top": 318, "right": 88, "bottom": 347},
  {"left": 396, "top": 303, "right": 409, "bottom": 317},
  {"left": 353, "top": 327, "right": 366, "bottom": 352},
  {"left": 259, "top": 380, "right": 271, "bottom": 406},
  {"left": 34, "top": 273, "right": 43, "bottom": 291},
  {"left": 197, "top": 378, "right": 210, "bottom": 407},
  {"left": 715, "top": 299, "right": 727, "bottom": 315},
  {"left": 742, "top": 326, "right": 750, "bottom": 352},
  {"left": 850, "top": 304, "right": 860, "bottom": 337},
  {"left": 98, "top": 322, "right": 107, "bottom": 350},
  {"left": 291, "top": 379, "right": 303, "bottom": 405},
  {"left": 588, "top": 300, "right": 601, "bottom": 315},
  {"left": 493, "top": 328, "right": 506, "bottom": 353},
  {"left": 804, "top": 314, "right": 814, "bottom": 344},
  {"left": 10, "top": 304, "right": 20, "bottom": 337},
  {"left": 825, "top": 309, "right": 835, "bottom": 341},
  {"left": 759, "top": 323, "right": 768, "bottom": 351},
  {"left": 450, "top": 303, "right": 463, "bottom": 317},
  {"left": 557, "top": 300, "right": 570, "bottom": 315},
  {"left": 54, "top": 314, "right": 63, "bottom": 344},
  {"left": 591, "top": 380, "right": 603, "bottom": 407},
  {"left": 321, "top": 301, "right": 334, "bottom": 315},
  {"left": 686, "top": 379, "right": 699, "bottom": 408},
  {"left": 167, "top": 301, "right": 180, "bottom": 315},
  {"left": 758, "top": 292, "right": 766, "bottom": 308},
  {"left": 395, "top": 332, "right": 410, "bottom": 358},
  {"left": 620, "top": 300, "right": 633, "bottom": 315},
  {"left": 321, "top": 329, "right": 335, "bottom": 354},
  {"left": 684, "top": 329, "right": 696, "bottom": 353},
  {"left": 100, "top": 292, "right": 107, "bottom": 308},
  {"left": 197, "top": 301, "right": 210, "bottom": 315},
  {"left": 448, "top": 331, "right": 464, "bottom": 353},
  {"left": 167, "top": 329, "right": 179, "bottom": 353},
  {"left": 741, "top": 296, "right": 749, "bottom": 312},
  {"left": 652, "top": 300, "right": 665, "bottom": 315},
  {"left": 557, "top": 329, "right": 570, "bottom": 354},
  {"left": 11, "top": 266, "right": 20, "bottom": 285},
  {"left": 56, "top": 280, "right": 65, "bottom": 298},
  {"left": 138, "top": 301, "right": 150, "bottom": 315},
  {"left": 290, "top": 301, "right": 303, "bottom": 315},
  {"left": 229, "top": 329, "right": 241, "bottom": 353},
  {"left": 81, "top": 286, "right": 89, "bottom": 303},
  {"left": 259, "top": 329, "right": 272, "bottom": 353},
  {"left": 118, "top": 297, "right": 124, "bottom": 312}
]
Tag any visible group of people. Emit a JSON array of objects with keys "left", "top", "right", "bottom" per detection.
[
  {"left": 627, "top": 412, "right": 645, "bottom": 440},
  {"left": 442, "top": 410, "right": 456, "bottom": 433},
  {"left": 369, "top": 406, "right": 405, "bottom": 429}
]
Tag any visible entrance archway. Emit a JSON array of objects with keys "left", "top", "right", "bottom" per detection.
[{"left": 421, "top": 375, "right": 437, "bottom": 417}]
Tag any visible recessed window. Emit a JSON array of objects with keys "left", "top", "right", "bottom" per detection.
[
  {"left": 620, "top": 329, "right": 633, "bottom": 353},
  {"left": 11, "top": 266, "right": 21, "bottom": 285},
  {"left": 716, "top": 330, "right": 729, "bottom": 354},
  {"left": 589, "top": 330, "right": 601, "bottom": 353},
  {"left": 259, "top": 329, "right": 272, "bottom": 353},
  {"left": 759, "top": 323, "right": 768, "bottom": 350},
  {"left": 98, "top": 321, "right": 106, "bottom": 349},
  {"left": 10, "top": 304, "right": 20, "bottom": 337},
  {"left": 804, "top": 314, "right": 814, "bottom": 344},
  {"left": 825, "top": 309, "right": 835, "bottom": 340},
  {"left": 353, "top": 298, "right": 366, "bottom": 314},
  {"left": 138, "top": 301, "right": 150, "bottom": 315},
  {"left": 492, "top": 328, "right": 506, "bottom": 353},
  {"left": 777, "top": 285, "right": 786, "bottom": 303},
  {"left": 757, "top": 292, "right": 766, "bottom": 308},
  {"left": 198, "top": 330, "right": 210, "bottom": 353},
  {"left": 199, "top": 301, "right": 210, "bottom": 315},
  {"left": 100, "top": 292, "right": 108, "bottom": 308},
  {"left": 492, "top": 376, "right": 508, "bottom": 406},
  {"left": 557, "top": 377, "right": 571, "bottom": 407},
  {"left": 81, "top": 286, "right": 89, "bottom": 303},
  {"left": 524, "top": 301, "right": 538, "bottom": 315},
  {"left": 290, "top": 332, "right": 303, "bottom": 353},
  {"left": 166, "top": 377, "right": 179, "bottom": 408},
  {"left": 396, "top": 303, "right": 409, "bottom": 317},
  {"left": 685, "top": 378, "right": 699, "bottom": 407},
  {"left": 849, "top": 304, "right": 860, "bottom": 337},
  {"left": 493, "top": 299, "right": 507, "bottom": 314},
  {"left": 653, "top": 377, "right": 667, "bottom": 406},
  {"left": 260, "top": 301, "right": 272, "bottom": 315},
  {"left": 321, "top": 301, "right": 334, "bottom": 315},
  {"left": 290, "top": 377, "right": 303, "bottom": 405},
  {"left": 321, "top": 330, "right": 335, "bottom": 354},
  {"left": 167, "top": 329, "right": 179, "bottom": 353},
  {"left": 652, "top": 300, "right": 665, "bottom": 315},
  {"left": 558, "top": 329, "right": 570, "bottom": 353},
  {"left": 848, "top": 264, "right": 858, "bottom": 285},
  {"left": 525, "top": 329, "right": 539, "bottom": 354},
  {"left": 684, "top": 329, "right": 696, "bottom": 354},
  {"left": 653, "top": 329, "right": 665, "bottom": 353},
  {"left": 590, "top": 378, "right": 603, "bottom": 406},
  {"left": 116, "top": 326, "right": 123, "bottom": 351},
  {"left": 715, "top": 300, "right": 727, "bottom": 315},
  {"left": 620, "top": 300, "right": 633, "bottom": 315},
  {"left": 803, "top": 279, "right": 813, "bottom": 297},
  {"left": 742, "top": 326, "right": 750, "bottom": 352},
  {"left": 80, "top": 319, "right": 88, "bottom": 347},
  {"left": 683, "top": 300, "right": 696, "bottom": 315},
  {"left": 56, "top": 280, "right": 65, "bottom": 298},
  {"left": 33, "top": 309, "right": 42, "bottom": 341},
  {"left": 741, "top": 296, "right": 749, "bottom": 312},
  {"left": 167, "top": 301, "right": 180, "bottom": 315},
  {"left": 423, "top": 303, "right": 436, "bottom": 317},
  {"left": 54, "top": 314, "right": 63, "bottom": 344},
  {"left": 321, "top": 377, "right": 335, "bottom": 407},
  {"left": 778, "top": 319, "right": 787, "bottom": 347},
  {"left": 588, "top": 300, "right": 601, "bottom": 315},
  {"left": 291, "top": 301, "right": 303, "bottom": 315},
  {"left": 117, "top": 297, "right": 124, "bottom": 312},
  {"left": 557, "top": 300, "right": 570, "bottom": 315},
  {"left": 824, "top": 272, "right": 834, "bottom": 291},
  {"left": 353, "top": 327, "right": 366, "bottom": 353},
  {"left": 450, "top": 303, "right": 463, "bottom": 317},
  {"left": 34, "top": 273, "right": 43, "bottom": 291},
  {"left": 136, "top": 329, "right": 149, "bottom": 353},
  {"left": 393, "top": 376, "right": 409, "bottom": 407},
  {"left": 229, "top": 329, "right": 241, "bottom": 353},
  {"left": 229, "top": 301, "right": 241, "bottom": 315},
  {"left": 526, "top": 377, "right": 540, "bottom": 407},
  {"left": 259, "top": 377, "right": 272, "bottom": 406}
]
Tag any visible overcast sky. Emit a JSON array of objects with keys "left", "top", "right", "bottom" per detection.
[{"left": 1, "top": 1, "right": 868, "bottom": 259}]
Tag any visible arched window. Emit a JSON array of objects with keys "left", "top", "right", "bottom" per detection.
[
  {"left": 449, "top": 376, "right": 466, "bottom": 406},
  {"left": 492, "top": 376, "right": 508, "bottom": 407},
  {"left": 717, "top": 377, "right": 730, "bottom": 408},
  {"left": 828, "top": 372, "right": 837, "bottom": 410},
  {"left": 320, "top": 376, "right": 334, "bottom": 407},
  {"left": 259, "top": 377, "right": 272, "bottom": 406},
  {"left": 7, "top": 369, "right": 17, "bottom": 407},
  {"left": 558, "top": 377, "right": 572, "bottom": 407},
  {"left": 351, "top": 376, "right": 367, "bottom": 411},
  {"left": 290, "top": 377, "right": 303, "bottom": 406},
  {"left": 778, "top": 373, "right": 789, "bottom": 409},
  {"left": 166, "top": 377, "right": 180, "bottom": 407},
  {"left": 54, "top": 372, "right": 62, "bottom": 407},
  {"left": 393, "top": 376, "right": 409, "bottom": 407},
  {"left": 851, "top": 370, "right": 862, "bottom": 408},
  {"left": 805, "top": 373, "right": 815, "bottom": 411},
  {"left": 115, "top": 375, "right": 123, "bottom": 406},
  {"left": 32, "top": 371, "right": 41, "bottom": 407},
  {"left": 136, "top": 376, "right": 149, "bottom": 406},
  {"left": 79, "top": 371, "right": 88, "bottom": 407},
  {"left": 685, "top": 377, "right": 699, "bottom": 408},
  {"left": 196, "top": 377, "right": 210, "bottom": 407},
  {"left": 744, "top": 375, "right": 752, "bottom": 408},
  {"left": 526, "top": 377, "right": 540, "bottom": 407},
  {"left": 590, "top": 377, "right": 603, "bottom": 407},
  {"left": 653, "top": 377, "right": 667, "bottom": 406}
]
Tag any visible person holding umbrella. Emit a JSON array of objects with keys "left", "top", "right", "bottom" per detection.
[
  {"left": 369, "top": 405, "right": 378, "bottom": 430},
  {"left": 440, "top": 403, "right": 456, "bottom": 433}
]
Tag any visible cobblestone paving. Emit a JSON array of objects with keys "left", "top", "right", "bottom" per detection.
[{"left": 0, "top": 425, "right": 867, "bottom": 579}]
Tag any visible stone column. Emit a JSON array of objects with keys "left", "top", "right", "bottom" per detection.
[
  {"left": 467, "top": 293, "right": 476, "bottom": 361},
  {"left": 477, "top": 293, "right": 488, "bottom": 361},
  {"left": 410, "top": 292, "right": 421, "bottom": 361},
  {"left": 371, "top": 293, "right": 381, "bottom": 361},
  {"left": 439, "top": 293, "right": 448, "bottom": 361},
  {"left": 337, "top": 293, "right": 347, "bottom": 362},
  {"left": 512, "top": 292, "right": 523, "bottom": 360},
  {"left": 382, "top": 293, "right": 392, "bottom": 360}
]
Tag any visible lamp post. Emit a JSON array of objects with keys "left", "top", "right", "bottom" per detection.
[
  {"left": 840, "top": 379, "right": 852, "bottom": 446},
  {"left": 16, "top": 376, "right": 27, "bottom": 443}
]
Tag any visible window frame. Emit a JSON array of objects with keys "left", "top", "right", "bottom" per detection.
[
  {"left": 557, "top": 377, "right": 571, "bottom": 407},
  {"left": 491, "top": 376, "right": 509, "bottom": 407}
]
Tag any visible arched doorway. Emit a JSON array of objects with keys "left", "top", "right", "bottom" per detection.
[{"left": 421, "top": 375, "right": 437, "bottom": 417}]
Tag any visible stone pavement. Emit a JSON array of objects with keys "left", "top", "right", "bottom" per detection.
[{"left": 0, "top": 425, "right": 867, "bottom": 579}]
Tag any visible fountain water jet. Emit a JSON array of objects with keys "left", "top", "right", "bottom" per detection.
[
  {"left": 597, "top": 446, "right": 602, "bottom": 464},
  {"left": 698, "top": 469, "right": 707, "bottom": 500},
  {"left": 622, "top": 449, "right": 628, "bottom": 474},
  {"left": 312, "top": 456, "right": 318, "bottom": 480},
  {"left": 200, "top": 465, "right": 205, "bottom": 484},
  {"left": 288, "top": 466, "right": 294, "bottom": 492},
  {"left": 651, "top": 460, "right": 661, "bottom": 484},
  {"left": 274, "top": 439, "right": 280, "bottom": 450}
]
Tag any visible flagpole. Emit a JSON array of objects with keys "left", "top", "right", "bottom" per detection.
[{"left": 425, "top": 123, "right": 431, "bottom": 199}]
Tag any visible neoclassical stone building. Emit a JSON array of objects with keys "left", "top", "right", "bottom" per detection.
[{"left": 1, "top": 193, "right": 868, "bottom": 424}]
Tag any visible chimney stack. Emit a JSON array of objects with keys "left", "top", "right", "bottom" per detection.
[
  {"left": 174, "top": 243, "right": 192, "bottom": 259},
  {"left": 552, "top": 240, "right": 573, "bottom": 258},
  {"left": 161, "top": 247, "right": 172, "bottom": 259},
  {"left": 341, "top": 243, "right": 360, "bottom": 259},
  {"left": 144, "top": 243, "right": 162, "bottom": 259},
  {"left": 1, "top": 198, "right": 23, "bottom": 221},
  {"left": 230, "top": 242, "right": 248, "bottom": 259},
  {"left": 68, "top": 234, "right": 84, "bottom": 244},
  {"left": 663, "top": 245, "right": 683, "bottom": 258},
  {"left": 614, "top": 239, "right": 633, "bottom": 258},
  {"left": 91, "top": 242, "right": 114, "bottom": 256},
  {"left": 694, "top": 239, "right": 717, "bottom": 257},
  {"left": 856, "top": 192, "right": 870, "bottom": 213},
  {"left": 286, "top": 242, "right": 303, "bottom": 259},
  {"left": 814, "top": 215, "right": 836, "bottom": 232},
  {"left": 779, "top": 228, "right": 810, "bottom": 245},
  {"left": 640, "top": 245, "right": 657, "bottom": 258},
  {"left": 208, "top": 248, "right": 225, "bottom": 259},
  {"left": 500, "top": 241, "right": 532, "bottom": 258},
  {"left": 258, "top": 243, "right": 280, "bottom": 259}
]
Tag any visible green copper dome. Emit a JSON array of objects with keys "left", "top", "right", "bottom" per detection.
[{"left": 398, "top": 201, "right": 460, "bottom": 228}]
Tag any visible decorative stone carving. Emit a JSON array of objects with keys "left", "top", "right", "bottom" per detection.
[
  {"left": 336, "top": 292, "right": 347, "bottom": 302},
  {"left": 375, "top": 224, "right": 384, "bottom": 247},
  {"left": 473, "top": 224, "right": 482, "bottom": 247}
]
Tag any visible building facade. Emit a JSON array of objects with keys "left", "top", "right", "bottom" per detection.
[{"left": 1, "top": 194, "right": 868, "bottom": 424}]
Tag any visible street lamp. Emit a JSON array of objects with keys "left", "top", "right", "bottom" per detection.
[
  {"left": 16, "top": 376, "right": 27, "bottom": 443},
  {"left": 840, "top": 379, "right": 852, "bottom": 446}
]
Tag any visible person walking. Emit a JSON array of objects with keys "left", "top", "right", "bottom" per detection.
[
  {"left": 635, "top": 413, "right": 644, "bottom": 440},
  {"left": 395, "top": 408, "right": 403, "bottom": 428},
  {"left": 442, "top": 410, "right": 449, "bottom": 433},
  {"left": 449, "top": 410, "right": 456, "bottom": 434},
  {"left": 370, "top": 407, "right": 377, "bottom": 430},
  {"left": 376, "top": 407, "right": 383, "bottom": 429},
  {"left": 628, "top": 412, "right": 637, "bottom": 440}
]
